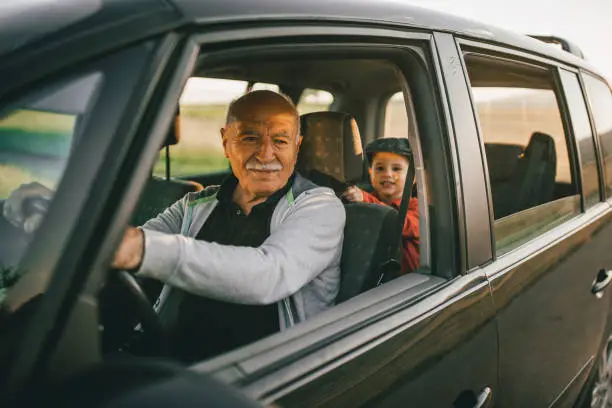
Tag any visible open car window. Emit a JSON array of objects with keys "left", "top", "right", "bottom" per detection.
[{"left": 119, "top": 42, "right": 453, "bottom": 367}]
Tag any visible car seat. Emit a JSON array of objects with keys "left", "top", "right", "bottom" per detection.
[
  {"left": 298, "top": 111, "right": 399, "bottom": 303},
  {"left": 485, "top": 143, "right": 525, "bottom": 219},
  {"left": 511, "top": 131, "right": 557, "bottom": 214},
  {"left": 491, "top": 132, "right": 557, "bottom": 219},
  {"left": 130, "top": 115, "right": 204, "bottom": 227}
]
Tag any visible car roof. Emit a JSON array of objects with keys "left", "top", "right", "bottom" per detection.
[{"left": 0, "top": 0, "right": 602, "bottom": 76}]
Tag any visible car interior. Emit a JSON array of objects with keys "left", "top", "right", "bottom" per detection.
[
  {"left": 110, "top": 54, "right": 432, "bottom": 359},
  {"left": 0, "top": 47, "right": 454, "bottom": 373}
]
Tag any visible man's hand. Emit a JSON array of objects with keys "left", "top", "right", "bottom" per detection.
[
  {"left": 3, "top": 182, "right": 54, "bottom": 232},
  {"left": 342, "top": 185, "right": 364, "bottom": 203},
  {"left": 111, "top": 227, "right": 145, "bottom": 270}
]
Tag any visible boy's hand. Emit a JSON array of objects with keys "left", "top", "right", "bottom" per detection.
[{"left": 342, "top": 186, "right": 364, "bottom": 202}]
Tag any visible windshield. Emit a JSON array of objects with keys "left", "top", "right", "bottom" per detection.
[{"left": 0, "top": 73, "right": 102, "bottom": 303}]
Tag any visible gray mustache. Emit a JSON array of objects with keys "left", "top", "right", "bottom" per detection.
[{"left": 246, "top": 160, "right": 283, "bottom": 171}]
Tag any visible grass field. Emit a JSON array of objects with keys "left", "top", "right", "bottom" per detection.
[
  {"left": 0, "top": 110, "right": 73, "bottom": 197},
  {"left": 1, "top": 98, "right": 570, "bottom": 197}
]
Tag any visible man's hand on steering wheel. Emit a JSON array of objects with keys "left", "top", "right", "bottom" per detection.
[
  {"left": 3, "top": 182, "right": 53, "bottom": 233},
  {"left": 101, "top": 227, "right": 167, "bottom": 356},
  {"left": 111, "top": 227, "right": 145, "bottom": 270}
]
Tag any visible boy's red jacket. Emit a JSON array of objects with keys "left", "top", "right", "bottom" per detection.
[{"left": 361, "top": 190, "right": 420, "bottom": 273}]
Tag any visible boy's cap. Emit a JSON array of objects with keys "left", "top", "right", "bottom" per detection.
[{"left": 365, "top": 137, "right": 412, "bottom": 165}]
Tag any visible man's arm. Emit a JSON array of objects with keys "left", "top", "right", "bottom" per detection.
[
  {"left": 136, "top": 190, "right": 345, "bottom": 305},
  {"left": 110, "top": 194, "right": 188, "bottom": 270}
]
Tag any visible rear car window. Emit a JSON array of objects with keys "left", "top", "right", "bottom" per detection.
[
  {"left": 384, "top": 92, "right": 408, "bottom": 139},
  {"left": 296, "top": 89, "right": 334, "bottom": 116},
  {"left": 464, "top": 53, "right": 580, "bottom": 254},
  {"left": 582, "top": 74, "right": 612, "bottom": 199}
]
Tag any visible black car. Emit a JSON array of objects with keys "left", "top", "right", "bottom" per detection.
[{"left": 1, "top": 1, "right": 612, "bottom": 407}]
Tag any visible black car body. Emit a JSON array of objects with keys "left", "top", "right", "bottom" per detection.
[{"left": 1, "top": 1, "right": 612, "bottom": 407}]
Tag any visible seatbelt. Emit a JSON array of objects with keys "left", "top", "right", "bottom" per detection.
[{"left": 377, "top": 154, "right": 416, "bottom": 285}]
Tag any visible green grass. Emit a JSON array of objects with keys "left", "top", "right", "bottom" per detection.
[
  {"left": 0, "top": 109, "right": 74, "bottom": 157},
  {"left": 0, "top": 109, "right": 75, "bottom": 134},
  {"left": 0, "top": 164, "right": 56, "bottom": 198},
  {"left": 181, "top": 105, "right": 228, "bottom": 120},
  {"left": 180, "top": 103, "right": 330, "bottom": 119},
  {"left": 153, "top": 147, "right": 229, "bottom": 177}
]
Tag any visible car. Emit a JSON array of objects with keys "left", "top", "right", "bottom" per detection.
[{"left": 1, "top": 0, "right": 612, "bottom": 407}]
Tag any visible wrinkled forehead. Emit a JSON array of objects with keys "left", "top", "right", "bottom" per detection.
[
  {"left": 228, "top": 108, "right": 299, "bottom": 138},
  {"left": 233, "top": 111, "right": 297, "bottom": 128}
]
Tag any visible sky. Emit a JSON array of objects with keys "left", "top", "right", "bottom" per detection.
[{"left": 404, "top": 0, "right": 612, "bottom": 80}]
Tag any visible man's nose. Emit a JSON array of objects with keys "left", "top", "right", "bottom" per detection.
[{"left": 256, "top": 138, "right": 275, "bottom": 162}]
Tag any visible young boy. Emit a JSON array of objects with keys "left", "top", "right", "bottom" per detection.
[{"left": 342, "top": 138, "right": 419, "bottom": 274}]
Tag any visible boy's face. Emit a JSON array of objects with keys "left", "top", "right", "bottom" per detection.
[{"left": 369, "top": 151, "right": 409, "bottom": 203}]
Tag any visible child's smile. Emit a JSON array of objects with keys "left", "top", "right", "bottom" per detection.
[{"left": 369, "top": 151, "right": 409, "bottom": 204}]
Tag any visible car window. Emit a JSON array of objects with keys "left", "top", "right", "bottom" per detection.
[
  {"left": 0, "top": 72, "right": 103, "bottom": 301},
  {"left": 464, "top": 53, "right": 580, "bottom": 254},
  {"left": 582, "top": 74, "right": 612, "bottom": 199},
  {"left": 384, "top": 92, "right": 409, "bottom": 139},
  {"left": 123, "top": 49, "right": 449, "bottom": 364},
  {"left": 296, "top": 89, "right": 334, "bottom": 116},
  {"left": 559, "top": 70, "right": 601, "bottom": 208},
  {"left": 154, "top": 79, "right": 279, "bottom": 178}
]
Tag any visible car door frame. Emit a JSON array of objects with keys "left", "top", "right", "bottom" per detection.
[
  {"left": 139, "top": 22, "right": 501, "bottom": 407},
  {"left": 0, "top": 31, "right": 201, "bottom": 399}
]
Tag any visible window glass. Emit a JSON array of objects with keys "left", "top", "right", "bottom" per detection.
[
  {"left": 155, "top": 79, "right": 280, "bottom": 178},
  {"left": 296, "top": 89, "right": 333, "bottom": 116},
  {"left": 559, "top": 70, "right": 601, "bottom": 207},
  {"left": 384, "top": 92, "right": 409, "bottom": 138},
  {"left": 0, "top": 72, "right": 102, "bottom": 300},
  {"left": 464, "top": 54, "right": 579, "bottom": 253},
  {"left": 582, "top": 74, "right": 612, "bottom": 199}
]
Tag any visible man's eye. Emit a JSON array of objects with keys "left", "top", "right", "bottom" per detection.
[
  {"left": 274, "top": 139, "right": 289, "bottom": 145},
  {"left": 242, "top": 136, "right": 258, "bottom": 142}
]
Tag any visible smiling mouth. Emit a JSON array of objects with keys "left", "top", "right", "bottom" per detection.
[{"left": 380, "top": 181, "right": 395, "bottom": 187}]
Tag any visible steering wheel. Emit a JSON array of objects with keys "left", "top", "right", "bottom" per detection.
[{"left": 99, "top": 270, "right": 167, "bottom": 357}]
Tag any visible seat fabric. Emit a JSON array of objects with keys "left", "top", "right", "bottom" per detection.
[{"left": 298, "top": 111, "right": 399, "bottom": 302}]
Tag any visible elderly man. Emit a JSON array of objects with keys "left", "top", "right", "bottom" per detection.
[{"left": 112, "top": 90, "right": 345, "bottom": 362}]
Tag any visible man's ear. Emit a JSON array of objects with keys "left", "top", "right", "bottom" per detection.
[
  {"left": 220, "top": 127, "right": 230, "bottom": 158},
  {"left": 296, "top": 135, "right": 303, "bottom": 150}
]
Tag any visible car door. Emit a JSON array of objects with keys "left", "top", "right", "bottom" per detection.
[
  {"left": 456, "top": 37, "right": 612, "bottom": 407},
  {"left": 0, "top": 21, "right": 197, "bottom": 398},
  {"left": 176, "top": 26, "right": 500, "bottom": 408}
]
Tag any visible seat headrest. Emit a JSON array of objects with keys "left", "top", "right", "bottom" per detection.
[
  {"left": 164, "top": 114, "right": 181, "bottom": 147},
  {"left": 297, "top": 112, "right": 364, "bottom": 185},
  {"left": 525, "top": 131, "right": 556, "bottom": 161},
  {"left": 484, "top": 143, "right": 524, "bottom": 182}
]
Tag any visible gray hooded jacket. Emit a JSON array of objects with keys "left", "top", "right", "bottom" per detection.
[{"left": 136, "top": 174, "right": 345, "bottom": 330}]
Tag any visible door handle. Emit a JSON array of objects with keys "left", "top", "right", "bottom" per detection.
[
  {"left": 473, "top": 387, "right": 492, "bottom": 408},
  {"left": 592, "top": 269, "right": 612, "bottom": 298},
  {"left": 454, "top": 387, "right": 492, "bottom": 408}
]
